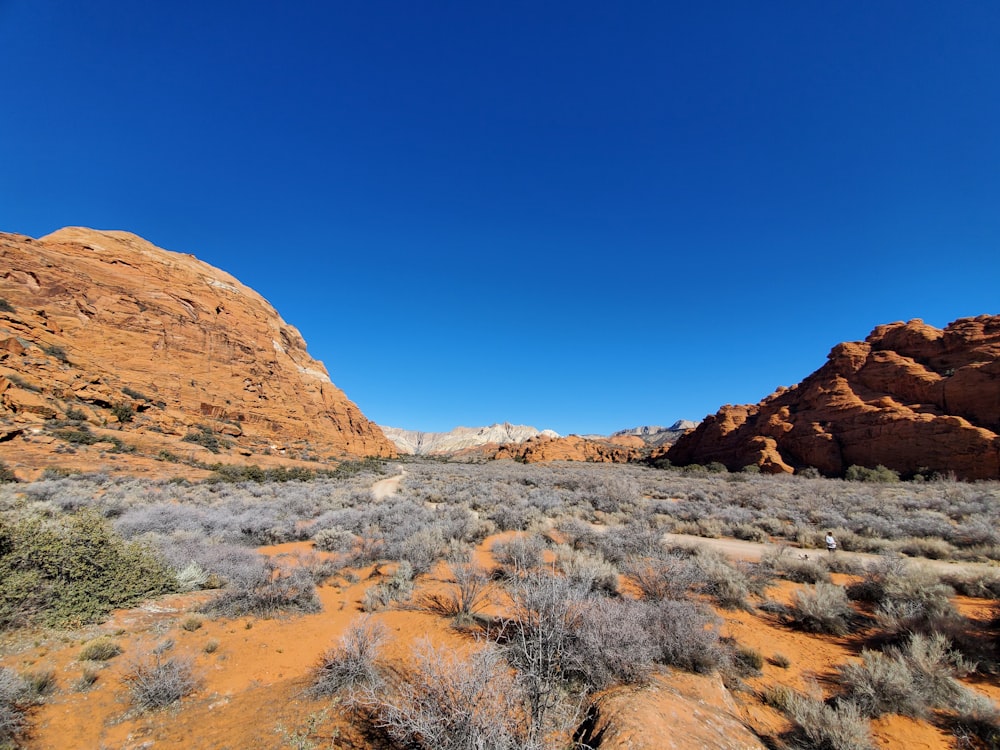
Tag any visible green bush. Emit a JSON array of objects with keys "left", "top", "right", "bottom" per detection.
[
  {"left": 0, "top": 463, "right": 15, "bottom": 484},
  {"left": 182, "top": 426, "right": 225, "bottom": 453},
  {"left": 63, "top": 407, "right": 88, "bottom": 422},
  {"left": 845, "top": 465, "right": 900, "bottom": 483},
  {"left": 331, "top": 457, "right": 387, "bottom": 478},
  {"left": 79, "top": 637, "right": 122, "bottom": 662},
  {"left": 53, "top": 428, "right": 100, "bottom": 445},
  {"left": 206, "top": 464, "right": 332, "bottom": 483},
  {"left": 733, "top": 645, "right": 765, "bottom": 676},
  {"left": 0, "top": 510, "right": 177, "bottom": 629},
  {"left": 121, "top": 386, "right": 150, "bottom": 402},
  {"left": 20, "top": 669, "right": 56, "bottom": 699},
  {"left": 110, "top": 402, "right": 134, "bottom": 423},
  {"left": 42, "top": 344, "right": 69, "bottom": 362}
]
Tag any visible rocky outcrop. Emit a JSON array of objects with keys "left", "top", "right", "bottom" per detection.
[
  {"left": 491, "top": 434, "right": 642, "bottom": 464},
  {"left": 576, "top": 672, "right": 767, "bottom": 750},
  {"left": 381, "top": 422, "right": 559, "bottom": 455},
  {"left": 0, "top": 227, "right": 395, "bottom": 473},
  {"left": 668, "top": 316, "right": 1000, "bottom": 480}
]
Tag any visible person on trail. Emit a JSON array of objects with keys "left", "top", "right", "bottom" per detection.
[{"left": 825, "top": 531, "right": 837, "bottom": 554}]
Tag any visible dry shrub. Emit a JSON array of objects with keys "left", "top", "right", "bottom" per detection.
[
  {"left": 787, "top": 583, "right": 855, "bottom": 635},
  {"left": 419, "top": 558, "right": 491, "bottom": 623},
  {"left": 123, "top": 654, "right": 199, "bottom": 711},
  {"left": 623, "top": 551, "right": 701, "bottom": 600},
  {"left": 0, "top": 668, "right": 27, "bottom": 746},
  {"left": 568, "top": 597, "right": 658, "bottom": 689},
  {"left": 898, "top": 536, "right": 955, "bottom": 560},
  {"left": 312, "top": 526, "right": 355, "bottom": 553},
  {"left": 370, "top": 641, "right": 530, "bottom": 750},
  {"left": 553, "top": 545, "right": 619, "bottom": 596},
  {"left": 79, "top": 636, "right": 122, "bottom": 662},
  {"left": 310, "top": 617, "right": 386, "bottom": 697},
  {"left": 781, "top": 688, "right": 875, "bottom": 750},
  {"left": 848, "top": 556, "right": 950, "bottom": 612},
  {"left": 498, "top": 571, "right": 589, "bottom": 737},
  {"left": 732, "top": 645, "right": 765, "bottom": 677},
  {"left": 20, "top": 668, "right": 55, "bottom": 699},
  {"left": 839, "top": 633, "right": 974, "bottom": 719},
  {"left": 692, "top": 549, "right": 754, "bottom": 609},
  {"left": 399, "top": 527, "right": 446, "bottom": 576},
  {"left": 491, "top": 534, "right": 545, "bottom": 579},
  {"left": 648, "top": 598, "right": 724, "bottom": 673},
  {"left": 761, "top": 548, "right": 831, "bottom": 584},
  {"left": 202, "top": 558, "right": 320, "bottom": 618},
  {"left": 362, "top": 561, "right": 414, "bottom": 612},
  {"left": 949, "top": 698, "right": 1000, "bottom": 750},
  {"left": 942, "top": 569, "right": 1000, "bottom": 600}
]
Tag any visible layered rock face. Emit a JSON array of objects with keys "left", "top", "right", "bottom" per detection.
[
  {"left": 668, "top": 316, "right": 1000, "bottom": 480},
  {"left": 491, "top": 434, "right": 643, "bottom": 464},
  {"left": 381, "top": 422, "right": 560, "bottom": 455},
  {"left": 576, "top": 672, "right": 767, "bottom": 750},
  {"left": 0, "top": 228, "right": 395, "bottom": 469}
]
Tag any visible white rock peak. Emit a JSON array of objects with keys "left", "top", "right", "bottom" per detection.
[{"left": 380, "top": 422, "right": 561, "bottom": 455}]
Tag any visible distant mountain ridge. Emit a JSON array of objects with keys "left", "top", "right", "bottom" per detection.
[
  {"left": 380, "top": 422, "right": 560, "bottom": 455},
  {"left": 611, "top": 421, "right": 698, "bottom": 446}
]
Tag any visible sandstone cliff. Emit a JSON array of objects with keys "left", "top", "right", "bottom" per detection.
[
  {"left": 667, "top": 316, "right": 1000, "bottom": 480},
  {"left": 0, "top": 227, "right": 395, "bottom": 476},
  {"left": 491, "top": 434, "right": 643, "bottom": 464},
  {"left": 380, "top": 422, "right": 560, "bottom": 455}
]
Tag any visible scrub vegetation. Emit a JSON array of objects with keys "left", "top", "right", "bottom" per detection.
[{"left": 0, "top": 459, "right": 997, "bottom": 748}]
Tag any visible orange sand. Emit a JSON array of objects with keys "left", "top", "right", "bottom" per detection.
[{"left": 2, "top": 537, "right": 998, "bottom": 749}]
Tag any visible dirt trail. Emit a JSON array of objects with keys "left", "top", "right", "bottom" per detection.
[
  {"left": 370, "top": 469, "right": 406, "bottom": 500},
  {"left": 661, "top": 532, "right": 993, "bottom": 576}
]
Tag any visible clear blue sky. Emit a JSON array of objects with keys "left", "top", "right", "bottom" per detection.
[{"left": 2, "top": 2, "right": 998, "bottom": 435}]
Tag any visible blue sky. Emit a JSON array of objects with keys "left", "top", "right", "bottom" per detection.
[{"left": 2, "top": 2, "right": 998, "bottom": 435}]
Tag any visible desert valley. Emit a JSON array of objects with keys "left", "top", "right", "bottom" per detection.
[{"left": 1, "top": 228, "right": 999, "bottom": 750}]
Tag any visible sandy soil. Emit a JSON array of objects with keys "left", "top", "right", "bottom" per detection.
[
  {"left": 370, "top": 470, "right": 405, "bottom": 500},
  {"left": 2, "top": 477, "right": 997, "bottom": 750}
]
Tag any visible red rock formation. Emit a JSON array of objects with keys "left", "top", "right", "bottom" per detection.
[
  {"left": 491, "top": 434, "right": 642, "bottom": 464},
  {"left": 577, "top": 672, "right": 767, "bottom": 750},
  {"left": 0, "top": 227, "right": 395, "bottom": 475},
  {"left": 668, "top": 316, "right": 1000, "bottom": 480}
]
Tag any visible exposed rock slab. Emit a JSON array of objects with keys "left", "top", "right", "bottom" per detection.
[
  {"left": 667, "top": 316, "right": 1000, "bottom": 479},
  {"left": 577, "top": 672, "right": 767, "bottom": 750},
  {"left": 0, "top": 227, "right": 395, "bottom": 472}
]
